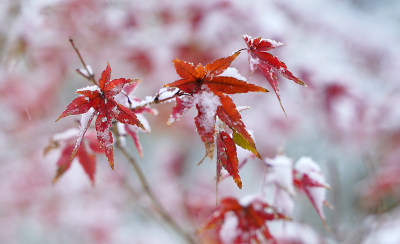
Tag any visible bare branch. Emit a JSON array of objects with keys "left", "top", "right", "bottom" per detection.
[
  {"left": 113, "top": 124, "right": 197, "bottom": 244},
  {"left": 69, "top": 38, "right": 97, "bottom": 85}
]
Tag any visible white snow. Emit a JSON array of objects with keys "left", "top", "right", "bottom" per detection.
[
  {"left": 156, "top": 87, "right": 179, "bottom": 102},
  {"left": 268, "top": 220, "right": 321, "bottom": 244},
  {"left": 243, "top": 34, "right": 285, "bottom": 49},
  {"left": 136, "top": 114, "right": 151, "bottom": 133},
  {"left": 130, "top": 95, "right": 154, "bottom": 108},
  {"left": 74, "top": 108, "right": 96, "bottom": 152},
  {"left": 294, "top": 157, "right": 329, "bottom": 219},
  {"left": 263, "top": 155, "right": 295, "bottom": 216},
  {"left": 219, "top": 212, "right": 239, "bottom": 244},
  {"left": 239, "top": 194, "right": 262, "bottom": 207},
  {"left": 193, "top": 88, "right": 221, "bottom": 133},
  {"left": 76, "top": 85, "right": 100, "bottom": 93},
  {"left": 78, "top": 65, "right": 94, "bottom": 77},
  {"left": 218, "top": 67, "right": 247, "bottom": 81},
  {"left": 52, "top": 128, "right": 79, "bottom": 142},
  {"left": 295, "top": 157, "right": 328, "bottom": 188},
  {"left": 116, "top": 122, "right": 127, "bottom": 146}
]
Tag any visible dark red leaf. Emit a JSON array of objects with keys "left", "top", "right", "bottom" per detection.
[
  {"left": 56, "top": 62, "right": 143, "bottom": 170},
  {"left": 216, "top": 131, "right": 241, "bottom": 189},
  {"left": 243, "top": 35, "right": 306, "bottom": 113}
]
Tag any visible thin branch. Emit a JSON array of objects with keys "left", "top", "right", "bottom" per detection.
[
  {"left": 69, "top": 38, "right": 97, "bottom": 85},
  {"left": 113, "top": 125, "right": 197, "bottom": 244},
  {"left": 132, "top": 89, "right": 188, "bottom": 111}
]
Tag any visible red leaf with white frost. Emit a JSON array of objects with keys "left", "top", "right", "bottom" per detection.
[
  {"left": 46, "top": 129, "right": 100, "bottom": 185},
  {"left": 164, "top": 54, "right": 265, "bottom": 187},
  {"left": 199, "top": 196, "right": 288, "bottom": 244},
  {"left": 294, "top": 157, "right": 330, "bottom": 222},
  {"left": 56, "top": 62, "right": 144, "bottom": 169},
  {"left": 243, "top": 34, "right": 306, "bottom": 113},
  {"left": 167, "top": 96, "right": 194, "bottom": 125},
  {"left": 216, "top": 131, "right": 242, "bottom": 189}
]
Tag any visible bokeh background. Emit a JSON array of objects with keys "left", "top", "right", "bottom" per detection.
[{"left": 1, "top": 0, "right": 400, "bottom": 243}]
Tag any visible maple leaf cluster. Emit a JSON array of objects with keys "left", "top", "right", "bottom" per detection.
[
  {"left": 164, "top": 51, "right": 267, "bottom": 188},
  {"left": 200, "top": 155, "right": 330, "bottom": 243},
  {"left": 52, "top": 35, "right": 305, "bottom": 189}
]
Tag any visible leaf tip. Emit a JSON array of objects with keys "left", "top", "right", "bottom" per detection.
[
  {"left": 236, "top": 179, "right": 243, "bottom": 189},
  {"left": 51, "top": 177, "right": 58, "bottom": 185}
]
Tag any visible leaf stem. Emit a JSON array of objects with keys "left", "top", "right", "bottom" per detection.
[{"left": 113, "top": 126, "right": 197, "bottom": 244}]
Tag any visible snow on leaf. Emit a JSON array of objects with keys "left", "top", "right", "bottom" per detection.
[
  {"left": 193, "top": 89, "right": 221, "bottom": 158},
  {"left": 264, "top": 155, "right": 295, "bottom": 216},
  {"left": 46, "top": 129, "right": 100, "bottom": 185},
  {"left": 243, "top": 34, "right": 306, "bottom": 114},
  {"left": 71, "top": 107, "right": 96, "bottom": 160},
  {"left": 294, "top": 157, "right": 330, "bottom": 223},
  {"left": 165, "top": 53, "right": 265, "bottom": 187},
  {"left": 268, "top": 220, "right": 322, "bottom": 244},
  {"left": 56, "top": 62, "right": 143, "bottom": 169},
  {"left": 199, "top": 196, "right": 288, "bottom": 244},
  {"left": 219, "top": 67, "right": 247, "bottom": 81},
  {"left": 167, "top": 96, "right": 194, "bottom": 125}
]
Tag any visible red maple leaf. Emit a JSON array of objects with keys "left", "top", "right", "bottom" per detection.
[
  {"left": 216, "top": 131, "right": 241, "bottom": 188},
  {"left": 164, "top": 53, "right": 265, "bottom": 187},
  {"left": 56, "top": 62, "right": 144, "bottom": 169},
  {"left": 165, "top": 53, "right": 266, "bottom": 157},
  {"left": 293, "top": 157, "right": 330, "bottom": 223},
  {"left": 44, "top": 129, "right": 102, "bottom": 185},
  {"left": 243, "top": 35, "right": 306, "bottom": 113},
  {"left": 199, "top": 196, "right": 288, "bottom": 244}
]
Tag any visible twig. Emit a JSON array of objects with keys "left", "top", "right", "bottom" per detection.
[
  {"left": 133, "top": 89, "right": 188, "bottom": 111},
  {"left": 113, "top": 125, "right": 197, "bottom": 244},
  {"left": 69, "top": 38, "right": 97, "bottom": 85}
]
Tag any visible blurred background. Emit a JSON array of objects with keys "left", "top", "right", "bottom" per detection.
[{"left": 1, "top": 0, "right": 400, "bottom": 243}]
